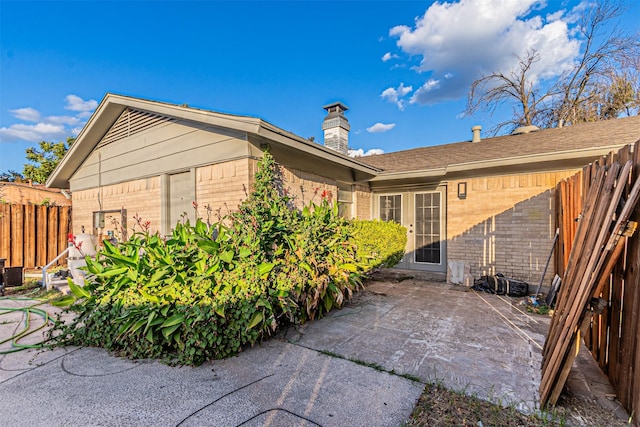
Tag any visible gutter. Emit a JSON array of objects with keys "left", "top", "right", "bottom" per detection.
[
  {"left": 369, "top": 144, "right": 631, "bottom": 183},
  {"left": 446, "top": 145, "right": 629, "bottom": 172}
]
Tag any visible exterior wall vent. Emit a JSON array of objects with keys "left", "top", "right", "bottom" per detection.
[{"left": 98, "top": 108, "right": 175, "bottom": 148}]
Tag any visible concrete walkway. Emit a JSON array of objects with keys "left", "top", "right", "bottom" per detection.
[
  {"left": 0, "top": 278, "right": 548, "bottom": 426},
  {"left": 284, "top": 278, "right": 548, "bottom": 413}
]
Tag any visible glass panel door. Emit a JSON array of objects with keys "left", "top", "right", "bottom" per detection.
[{"left": 414, "top": 192, "right": 441, "bottom": 264}]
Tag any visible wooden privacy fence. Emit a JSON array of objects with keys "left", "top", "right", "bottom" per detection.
[
  {"left": 542, "top": 140, "right": 640, "bottom": 424},
  {"left": 0, "top": 204, "right": 72, "bottom": 268}
]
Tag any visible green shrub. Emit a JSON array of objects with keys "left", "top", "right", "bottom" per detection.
[
  {"left": 50, "top": 152, "right": 363, "bottom": 365},
  {"left": 350, "top": 219, "right": 407, "bottom": 269}
]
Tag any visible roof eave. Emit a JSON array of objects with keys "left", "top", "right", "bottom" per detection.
[
  {"left": 446, "top": 144, "right": 630, "bottom": 174},
  {"left": 47, "top": 93, "right": 123, "bottom": 188},
  {"left": 46, "top": 93, "right": 381, "bottom": 188},
  {"left": 256, "top": 122, "right": 381, "bottom": 176},
  {"left": 369, "top": 144, "right": 631, "bottom": 185}
]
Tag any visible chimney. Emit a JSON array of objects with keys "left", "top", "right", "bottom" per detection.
[
  {"left": 322, "top": 102, "right": 350, "bottom": 154},
  {"left": 471, "top": 125, "right": 482, "bottom": 143}
]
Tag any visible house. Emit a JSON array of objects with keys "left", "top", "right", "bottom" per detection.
[
  {"left": 0, "top": 181, "right": 71, "bottom": 206},
  {"left": 47, "top": 93, "right": 640, "bottom": 285}
]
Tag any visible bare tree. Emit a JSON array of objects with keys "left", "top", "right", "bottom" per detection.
[
  {"left": 550, "top": 0, "right": 640, "bottom": 127},
  {"left": 467, "top": 50, "right": 552, "bottom": 135},
  {"left": 466, "top": 0, "right": 640, "bottom": 134}
]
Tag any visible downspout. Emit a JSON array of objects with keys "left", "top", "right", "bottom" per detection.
[{"left": 98, "top": 151, "right": 103, "bottom": 211}]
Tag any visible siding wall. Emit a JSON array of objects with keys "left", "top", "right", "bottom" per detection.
[
  {"left": 69, "top": 117, "right": 250, "bottom": 191},
  {"left": 446, "top": 170, "right": 577, "bottom": 284}
]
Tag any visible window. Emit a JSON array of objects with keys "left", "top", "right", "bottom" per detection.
[
  {"left": 379, "top": 194, "right": 402, "bottom": 224},
  {"left": 337, "top": 182, "right": 353, "bottom": 218}
]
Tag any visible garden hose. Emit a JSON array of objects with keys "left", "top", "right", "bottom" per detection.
[{"left": 0, "top": 297, "right": 55, "bottom": 354}]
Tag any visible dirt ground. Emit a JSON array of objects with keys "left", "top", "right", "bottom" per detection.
[{"left": 407, "top": 382, "right": 630, "bottom": 426}]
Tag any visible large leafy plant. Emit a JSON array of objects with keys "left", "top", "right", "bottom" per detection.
[{"left": 51, "top": 152, "right": 363, "bottom": 365}]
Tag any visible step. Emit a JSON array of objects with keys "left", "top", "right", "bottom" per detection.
[{"left": 48, "top": 280, "right": 71, "bottom": 295}]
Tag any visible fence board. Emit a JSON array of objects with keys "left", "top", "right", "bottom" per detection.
[
  {"left": 58, "top": 206, "right": 69, "bottom": 259},
  {"left": 545, "top": 140, "right": 640, "bottom": 426},
  {"left": 23, "top": 204, "right": 36, "bottom": 268},
  {"left": 621, "top": 179, "right": 640, "bottom": 410},
  {"left": 0, "top": 204, "right": 10, "bottom": 264},
  {"left": 0, "top": 204, "right": 71, "bottom": 268},
  {"left": 47, "top": 207, "right": 59, "bottom": 264},
  {"left": 10, "top": 205, "right": 24, "bottom": 266},
  {"left": 608, "top": 261, "right": 624, "bottom": 378},
  {"left": 36, "top": 206, "right": 48, "bottom": 266},
  {"left": 542, "top": 163, "right": 624, "bottom": 404}
]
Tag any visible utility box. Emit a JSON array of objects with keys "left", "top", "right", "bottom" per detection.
[
  {"left": 3, "top": 266, "right": 23, "bottom": 287},
  {"left": 93, "top": 211, "right": 105, "bottom": 229}
]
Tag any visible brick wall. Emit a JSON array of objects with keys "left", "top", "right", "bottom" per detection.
[
  {"left": 279, "top": 166, "right": 339, "bottom": 209},
  {"left": 354, "top": 184, "right": 372, "bottom": 219},
  {"left": 447, "top": 170, "right": 577, "bottom": 285},
  {"left": 72, "top": 176, "right": 161, "bottom": 238},
  {"left": 195, "top": 159, "right": 254, "bottom": 220},
  {"left": 70, "top": 157, "right": 362, "bottom": 242}
]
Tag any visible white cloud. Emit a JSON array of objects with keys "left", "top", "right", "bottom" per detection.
[
  {"left": 0, "top": 123, "right": 66, "bottom": 142},
  {"left": 1, "top": 93, "right": 96, "bottom": 143},
  {"left": 382, "top": 52, "right": 399, "bottom": 62},
  {"left": 380, "top": 83, "right": 413, "bottom": 110},
  {"left": 76, "top": 111, "right": 93, "bottom": 119},
  {"left": 366, "top": 122, "right": 396, "bottom": 133},
  {"left": 65, "top": 94, "right": 98, "bottom": 112},
  {"left": 410, "top": 79, "right": 441, "bottom": 104},
  {"left": 46, "top": 115, "right": 80, "bottom": 126},
  {"left": 348, "top": 148, "right": 385, "bottom": 157},
  {"left": 388, "top": 0, "right": 581, "bottom": 104},
  {"left": 10, "top": 107, "right": 41, "bottom": 122}
]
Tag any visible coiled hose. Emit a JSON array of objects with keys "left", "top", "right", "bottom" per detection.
[{"left": 0, "top": 295, "right": 55, "bottom": 354}]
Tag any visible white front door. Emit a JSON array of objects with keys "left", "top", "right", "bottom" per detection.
[
  {"left": 376, "top": 188, "right": 446, "bottom": 272},
  {"left": 411, "top": 191, "right": 445, "bottom": 271}
]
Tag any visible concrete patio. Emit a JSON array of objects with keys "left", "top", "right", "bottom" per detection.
[
  {"left": 284, "top": 276, "right": 548, "bottom": 413},
  {"left": 0, "top": 276, "right": 565, "bottom": 426}
]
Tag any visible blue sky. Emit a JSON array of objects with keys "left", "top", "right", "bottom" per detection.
[{"left": 1, "top": 0, "right": 639, "bottom": 174}]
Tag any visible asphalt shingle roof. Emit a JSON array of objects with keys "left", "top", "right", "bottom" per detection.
[{"left": 359, "top": 116, "right": 640, "bottom": 173}]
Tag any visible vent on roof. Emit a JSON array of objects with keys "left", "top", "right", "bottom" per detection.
[
  {"left": 97, "top": 108, "right": 175, "bottom": 148},
  {"left": 511, "top": 125, "right": 540, "bottom": 135},
  {"left": 471, "top": 125, "right": 482, "bottom": 142}
]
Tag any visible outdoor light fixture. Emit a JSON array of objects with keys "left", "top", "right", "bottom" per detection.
[{"left": 458, "top": 182, "right": 467, "bottom": 199}]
